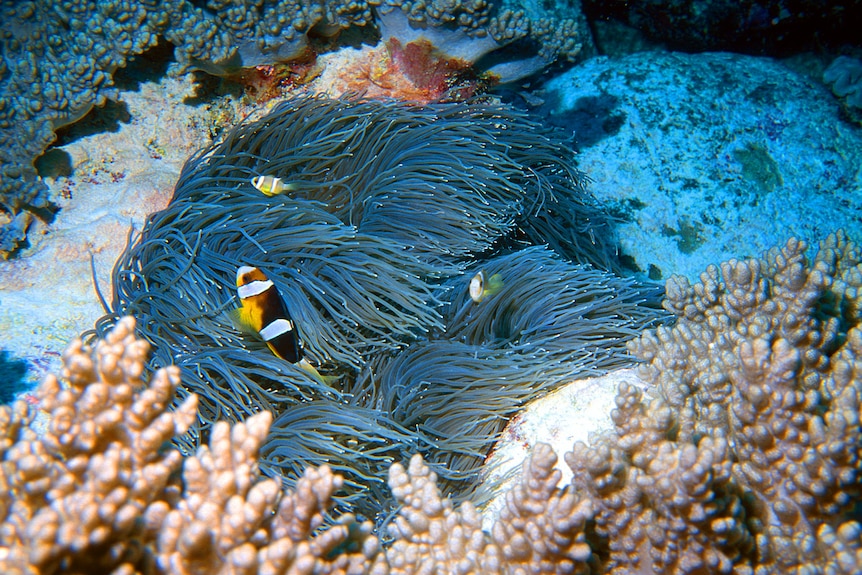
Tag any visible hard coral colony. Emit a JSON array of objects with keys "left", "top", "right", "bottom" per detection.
[
  {"left": 2, "top": 233, "right": 860, "bottom": 574},
  {"left": 579, "top": 232, "right": 862, "bottom": 574}
]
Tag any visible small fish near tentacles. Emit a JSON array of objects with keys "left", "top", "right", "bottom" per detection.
[
  {"left": 231, "top": 265, "right": 329, "bottom": 382},
  {"left": 251, "top": 175, "right": 296, "bottom": 196},
  {"left": 469, "top": 270, "right": 503, "bottom": 303}
]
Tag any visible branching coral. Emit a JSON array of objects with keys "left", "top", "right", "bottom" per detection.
[
  {"left": 155, "top": 415, "right": 385, "bottom": 575},
  {"left": 0, "top": 317, "right": 198, "bottom": 573},
  {"left": 5, "top": 232, "right": 860, "bottom": 573},
  {"left": 94, "top": 95, "right": 657, "bottom": 521},
  {"left": 0, "top": 316, "right": 386, "bottom": 574},
  {"left": 0, "top": 315, "right": 611, "bottom": 574},
  {"left": 561, "top": 231, "right": 862, "bottom": 574},
  {"left": 385, "top": 446, "right": 594, "bottom": 574},
  {"left": 565, "top": 383, "right": 751, "bottom": 574}
]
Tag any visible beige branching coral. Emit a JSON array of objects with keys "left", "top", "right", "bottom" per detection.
[
  {"left": 0, "top": 317, "right": 199, "bottom": 573},
  {"left": 0, "top": 317, "right": 382, "bottom": 575},
  {"left": 560, "top": 231, "right": 862, "bottom": 574},
  {"left": 565, "top": 383, "right": 751, "bottom": 574},
  {"left": 385, "top": 447, "right": 593, "bottom": 574},
  {"left": 386, "top": 454, "right": 496, "bottom": 574},
  {"left": 0, "top": 315, "right": 594, "bottom": 575},
  {"left": 3, "top": 230, "right": 860, "bottom": 575},
  {"left": 400, "top": 231, "right": 860, "bottom": 574},
  {"left": 490, "top": 444, "right": 593, "bottom": 574},
  {"left": 156, "top": 416, "right": 384, "bottom": 575}
]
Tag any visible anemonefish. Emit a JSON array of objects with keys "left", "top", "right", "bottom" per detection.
[
  {"left": 469, "top": 270, "right": 504, "bottom": 303},
  {"left": 251, "top": 175, "right": 296, "bottom": 196},
  {"left": 232, "top": 265, "right": 328, "bottom": 382}
]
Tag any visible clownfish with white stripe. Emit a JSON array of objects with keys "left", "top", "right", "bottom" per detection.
[
  {"left": 231, "top": 265, "right": 329, "bottom": 382},
  {"left": 251, "top": 175, "right": 296, "bottom": 196},
  {"left": 469, "top": 270, "right": 504, "bottom": 303}
]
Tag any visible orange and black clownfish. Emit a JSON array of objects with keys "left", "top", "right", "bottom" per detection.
[{"left": 232, "top": 265, "right": 328, "bottom": 382}]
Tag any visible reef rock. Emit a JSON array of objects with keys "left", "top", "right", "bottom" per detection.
[
  {"left": 540, "top": 51, "right": 862, "bottom": 280},
  {"left": 480, "top": 367, "right": 649, "bottom": 529}
]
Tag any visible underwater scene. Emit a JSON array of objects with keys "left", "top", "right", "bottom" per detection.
[{"left": 1, "top": 0, "right": 861, "bottom": 573}]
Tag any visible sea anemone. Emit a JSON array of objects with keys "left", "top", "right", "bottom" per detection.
[{"left": 94, "top": 95, "right": 660, "bottom": 520}]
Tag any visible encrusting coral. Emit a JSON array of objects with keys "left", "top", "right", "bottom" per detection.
[
  {"left": 0, "top": 0, "right": 171, "bottom": 256},
  {"left": 0, "top": 0, "right": 590, "bottom": 257},
  {"left": 824, "top": 55, "right": 862, "bottom": 123}
]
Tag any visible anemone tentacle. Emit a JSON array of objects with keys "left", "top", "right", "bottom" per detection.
[{"left": 96, "top": 95, "right": 660, "bottom": 521}]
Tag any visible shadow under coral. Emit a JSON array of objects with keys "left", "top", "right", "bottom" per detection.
[{"left": 91, "top": 95, "right": 662, "bottom": 522}]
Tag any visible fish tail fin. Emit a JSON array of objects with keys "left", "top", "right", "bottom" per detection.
[
  {"left": 485, "top": 273, "right": 504, "bottom": 297},
  {"left": 298, "top": 358, "right": 338, "bottom": 385}
]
